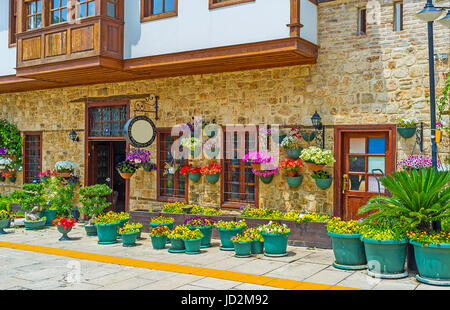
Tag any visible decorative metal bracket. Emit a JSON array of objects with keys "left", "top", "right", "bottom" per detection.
[
  {"left": 314, "top": 127, "right": 325, "bottom": 149},
  {"left": 133, "top": 94, "right": 159, "bottom": 120},
  {"left": 412, "top": 122, "right": 424, "bottom": 155}
]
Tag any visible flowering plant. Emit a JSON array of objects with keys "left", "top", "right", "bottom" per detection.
[
  {"left": 52, "top": 217, "right": 77, "bottom": 230},
  {"left": 300, "top": 147, "right": 335, "bottom": 165},
  {"left": 150, "top": 224, "right": 170, "bottom": 237},
  {"left": 202, "top": 207, "right": 222, "bottom": 216},
  {"left": 38, "top": 170, "right": 56, "bottom": 178},
  {"left": 397, "top": 155, "right": 435, "bottom": 170},
  {"left": 180, "top": 137, "right": 202, "bottom": 152},
  {"left": 240, "top": 205, "right": 273, "bottom": 219},
  {"left": 201, "top": 162, "right": 222, "bottom": 175},
  {"left": 243, "top": 227, "right": 264, "bottom": 242},
  {"left": 117, "top": 160, "right": 137, "bottom": 174},
  {"left": 360, "top": 222, "right": 406, "bottom": 241},
  {"left": 0, "top": 147, "right": 14, "bottom": 156},
  {"left": 1, "top": 171, "right": 15, "bottom": 178},
  {"left": 55, "top": 161, "right": 76, "bottom": 172},
  {"left": 297, "top": 213, "right": 331, "bottom": 223},
  {"left": 230, "top": 233, "right": 253, "bottom": 243},
  {"left": 0, "top": 210, "right": 10, "bottom": 220},
  {"left": 180, "top": 165, "right": 201, "bottom": 175},
  {"left": 0, "top": 157, "right": 12, "bottom": 171},
  {"left": 258, "top": 221, "right": 290, "bottom": 235},
  {"left": 281, "top": 135, "right": 302, "bottom": 150},
  {"left": 116, "top": 212, "right": 130, "bottom": 220},
  {"left": 397, "top": 117, "right": 418, "bottom": 127},
  {"left": 167, "top": 225, "right": 190, "bottom": 239},
  {"left": 142, "top": 162, "right": 157, "bottom": 172},
  {"left": 92, "top": 212, "right": 120, "bottom": 225},
  {"left": 184, "top": 216, "right": 215, "bottom": 227},
  {"left": 126, "top": 149, "right": 153, "bottom": 168},
  {"left": 326, "top": 217, "right": 361, "bottom": 234},
  {"left": 278, "top": 159, "right": 303, "bottom": 176},
  {"left": 151, "top": 216, "right": 175, "bottom": 224},
  {"left": 162, "top": 202, "right": 184, "bottom": 213},
  {"left": 215, "top": 219, "right": 247, "bottom": 230},
  {"left": 119, "top": 223, "right": 141, "bottom": 234},
  {"left": 242, "top": 152, "right": 273, "bottom": 165},
  {"left": 182, "top": 228, "right": 204, "bottom": 240},
  {"left": 436, "top": 121, "right": 443, "bottom": 130},
  {"left": 407, "top": 230, "right": 450, "bottom": 246}
]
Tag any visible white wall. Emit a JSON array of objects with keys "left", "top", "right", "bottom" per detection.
[
  {"left": 300, "top": 0, "right": 318, "bottom": 45},
  {"left": 124, "top": 0, "right": 294, "bottom": 59},
  {"left": 0, "top": 1, "right": 17, "bottom": 76}
]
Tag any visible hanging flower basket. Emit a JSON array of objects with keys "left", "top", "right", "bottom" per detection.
[
  {"left": 56, "top": 171, "right": 72, "bottom": 178},
  {"left": 397, "top": 127, "right": 417, "bottom": 139},
  {"left": 259, "top": 175, "right": 274, "bottom": 184},
  {"left": 286, "top": 175, "right": 303, "bottom": 188},
  {"left": 301, "top": 131, "right": 317, "bottom": 142},
  {"left": 286, "top": 148, "right": 302, "bottom": 160},
  {"left": 304, "top": 161, "right": 325, "bottom": 172},
  {"left": 119, "top": 172, "right": 134, "bottom": 179},
  {"left": 205, "top": 173, "right": 220, "bottom": 184},
  {"left": 315, "top": 178, "right": 332, "bottom": 190},
  {"left": 188, "top": 172, "right": 201, "bottom": 182}
]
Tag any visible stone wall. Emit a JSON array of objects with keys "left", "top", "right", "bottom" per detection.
[{"left": 0, "top": 0, "right": 448, "bottom": 214}]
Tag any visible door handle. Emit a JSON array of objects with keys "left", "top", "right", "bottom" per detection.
[{"left": 342, "top": 174, "right": 348, "bottom": 194}]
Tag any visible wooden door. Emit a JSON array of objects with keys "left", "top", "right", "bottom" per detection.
[
  {"left": 334, "top": 126, "right": 396, "bottom": 220},
  {"left": 88, "top": 142, "right": 114, "bottom": 210}
]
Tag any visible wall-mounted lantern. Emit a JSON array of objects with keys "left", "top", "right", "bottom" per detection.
[
  {"left": 69, "top": 129, "right": 79, "bottom": 142},
  {"left": 311, "top": 111, "right": 325, "bottom": 149}
]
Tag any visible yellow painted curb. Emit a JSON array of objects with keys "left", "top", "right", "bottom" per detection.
[{"left": 0, "top": 241, "right": 361, "bottom": 290}]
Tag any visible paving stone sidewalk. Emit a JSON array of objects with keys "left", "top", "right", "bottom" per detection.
[{"left": 0, "top": 224, "right": 448, "bottom": 290}]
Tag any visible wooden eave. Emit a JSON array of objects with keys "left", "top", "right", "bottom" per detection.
[{"left": 0, "top": 37, "right": 318, "bottom": 94}]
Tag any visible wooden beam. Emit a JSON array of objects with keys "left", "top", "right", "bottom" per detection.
[{"left": 288, "top": 0, "right": 303, "bottom": 37}]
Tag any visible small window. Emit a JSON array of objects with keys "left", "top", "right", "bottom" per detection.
[
  {"left": 78, "top": 0, "right": 95, "bottom": 18},
  {"left": 9, "top": 0, "right": 17, "bottom": 45},
  {"left": 141, "top": 0, "right": 177, "bottom": 22},
  {"left": 24, "top": 133, "right": 42, "bottom": 184},
  {"left": 209, "top": 0, "right": 255, "bottom": 10},
  {"left": 51, "top": 0, "right": 68, "bottom": 24},
  {"left": 107, "top": 0, "right": 118, "bottom": 18},
  {"left": 88, "top": 105, "right": 127, "bottom": 137},
  {"left": 26, "top": 0, "right": 43, "bottom": 30},
  {"left": 357, "top": 8, "right": 367, "bottom": 36},
  {"left": 394, "top": 2, "right": 403, "bottom": 31}
]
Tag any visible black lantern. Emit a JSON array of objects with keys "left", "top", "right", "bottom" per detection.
[
  {"left": 311, "top": 111, "right": 325, "bottom": 149},
  {"left": 69, "top": 129, "right": 79, "bottom": 142}
]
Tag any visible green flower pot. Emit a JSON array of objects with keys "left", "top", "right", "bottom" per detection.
[
  {"left": 57, "top": 225, "right": 72, "bottom": 241},
  {"left": 188, "top": 226, "right": 212, "bottom": 248},
  {"left": 234, "top": 241, "right": 252, "bottom": 257},
  {"left": 95, "top": 222, "right": 119, "bottom": 244},
  {"left": 285, "top": 147, "right": 302, "bottom": 160},
  {"left": 397, "top": 127, "right": 416, "bottom": 139},
  {"left": 188, "top": 172, "right": 201, "bottom": 182},
  {"left": 122, "top": 232, "right": 139, "bottom": 247},
  {"left": 8, "top": 177, "right": 16, "bottom": 183},
  {"left": 84, "top": 224, "right": 97, "bottom": 236},
  {"left": 205, "top": 173, "right": 220, "bottom": 184},
  {"left": 151, "top": 235, "right": 168, "bottom": 249},
  {"left": 411, "top": 240, "right": 450, "bottom": 286},
  {"left": 328, "top": 232, "right": 367, "bottom": 270},
  {"left": 183, "top": 238, "right": 202, "bottom": 254},
  {"left": 251, "top": 240, "right": 264, "bottom": 254},
  {"left": 259, "top": 175, "right": 274, "bottom": 184},
  {"left": 0, "top": 177, "right": 5, "bottom": 182},
  {"left": 116, "top": 218, "right": 129, "bottom": 239},
  {"left": 301, "top": 131, "right": 317, "bottom": 142},
  {"left": 168, "top": 238, "right": 185, "bottom": 253},
  {"left": 149, "top": 222, "right": 174, "bottom": 230},
  {"left": 315, "top": 178, "right": 333, "bottom": 190},
  {"left": 0, "top": 218, "right": 10, "bottom": 234},
  {"left": 40, "top": 209, "right": 57, "bottom": 226},
  {"left": 24, "top": 219, "right": 46, "bottom": 230},
  {"left": 261, "top": 232, "right": 290, "bottom": 257},
  {"left": 362, "top": 238, "right": 408, "bottom": 279},
  {"left": 217, "top": 227, "right": 245, "bottom": 251},
  {"left": 286, "top": 175, "right": 303, "bottom": 188}
]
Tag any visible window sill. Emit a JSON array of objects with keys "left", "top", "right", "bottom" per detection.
[
  {"left": 141, "top": 11, "right": 177, "bottom": 23},
  {"left": 209, "top": 0, "right": 255, "bottom": 10},
  {"left": 221, "top": 202, "right": 256, "bottom": 209}
]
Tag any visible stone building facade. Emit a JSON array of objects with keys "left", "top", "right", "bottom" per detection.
[{"left": 0, "top": 0, "right": 448, "bottom": 216}]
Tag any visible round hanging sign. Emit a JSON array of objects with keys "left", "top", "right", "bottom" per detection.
[{"left": 123, "top": 115, "right": 156, "bottom": 148}]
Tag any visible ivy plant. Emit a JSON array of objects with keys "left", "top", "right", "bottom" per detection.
[{"left": 0, "top": 119, "right": 23, "bottom": 170}]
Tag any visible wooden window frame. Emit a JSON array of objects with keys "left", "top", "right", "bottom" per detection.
[
  {"left": 24, "top": 0, "right": 44, "bottom": 31},
  {"left": 9, "top": 0, "right": 18, "bottom": 47},
  {"left": 221, "top": 126, "right": 259, "bottom": 209},
  {"left": 23, "top": 131, "right": 42, "bottom": 184},
  {"left": 357, "top": 8, "right": 367, "bottom": 36},
  {"left": 77, "top": 0, "right": 96, "bottom": 18},
  {"left": 140, "top": 0, "right": 178, "bottom": 23},
  {"left": 209, "top": 0, "right": 255, "bottom": 10},
  {"left": 156, "top": 128, "right": 188, "bottom": 203},
  {"left": 87, "top": 104, "right": 128, "bottom": 138},
  {"left": 394, "top": 2, "right": 404, "bottom": 32},
  {"left": 49, "top": 0, "right": 68, "bottom": 25}
]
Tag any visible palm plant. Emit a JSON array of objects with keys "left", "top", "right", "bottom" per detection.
[{"left": 358, "top": 168, "right": 450, "bottom": 232}]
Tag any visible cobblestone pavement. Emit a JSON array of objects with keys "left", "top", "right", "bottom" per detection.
[{"left": 0, "top": 224, "right": 448, "bottom": 290}]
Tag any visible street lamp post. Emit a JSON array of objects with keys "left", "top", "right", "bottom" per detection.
[{"left": 416, "top": 0, "right": 450, "bottom": 169}]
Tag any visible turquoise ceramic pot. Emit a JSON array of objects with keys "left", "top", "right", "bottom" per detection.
[
  {"left": 183, "top": 238, "right": 202, "bottom": 254},
  {"left": 315, "top": 178, "right": 333, "bottom": 190},
  {"left": 301, "top": 131, "right": 317, "bottom": 141},
  {"left": 251, "top": 240, "right": 264, "bottom": 254},
  {"left": 169, "top": 238, "right": 185, "bottom": 253},
  {"left": 0, "top": 218, "right": 10, "bottom": 234},
  {"left": 188, "top": 172, "right": 201, "bottom": 182},
  {"left": 397, "top": 127, "right": 416, "bottom": 139},
  {"left": 84, "top": 224, "right": 97, "bottom": 236},
  {"left": 188, "top": 226, "right": 212, "bottom": 248},
  {"left": 24, "top": 219, "right": 46, "bottom": 230},
  {"left": 328, "top": 232, "right": 367, "bottom": 270},
  {"left": 261, "top": 232, "right": 290, "bottom": 257},
  {"left": 95, "top": 222, "right": 119, "bottom": 244},
  {"left": 286, "top": 175, "right": 303, "bottom": 188},
  {"left": 234, "top": 241, "right": 252, "bottom": 257},
  {"left": 286, "top": 148, "right": 302, "bottom": 160},
  {"left": 411, "top": 240, "right": 450, "bottom": 286},
  {"left": 259, "top": 175, "right": 274, "bottom": 184},
  {"left": 151, "top": 235, "right": 167, "bottom": 249},
  {"left": 40, "top": 209, "right": 57, "bottom": 226},
  {"left": 217, "top": 227, "right": 245, "bottom": 250},
  {"left": 57, "top": 225, "right": 72, "bottom": 241},
  {"left": 122, "top": 232, "right": 139, "bottom": 247},
  {"left": 205, "top": 173, "right": 220, "bottom": 184}
]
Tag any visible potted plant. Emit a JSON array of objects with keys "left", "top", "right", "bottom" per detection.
[
  {"left": 408, "top": 230, "right": 450, "bottom": 286},
  {"left": 201, "top": 162, "right": 222, "bottom": 184},
  {"left": 52, "top": 216, "right": 77, "bottom": 241},
  {"left": 92, "top": 212, "right": 120, "bottom": 244},
  {"left": 258, "top": 221, "right": 291, "bottom": 257},
  {"left": 397, "top": 155, "right": 434, "bottom": 171},
  {"left": 242, "top": 151, "right": 274, "bottom": 170},
  {"left": 0, "top": 210, "right": 11, "bottom": 234},
  {"left": 38, "top": 170, "right": 56, "bottom": 184},
  {"left": 126, "top": 149, "right": 153, "bottom": 169},
  {"left": 230, "top": 233, "right": 254, "bottom": 257},
  {"left": 326, "top": 217, "right": 367, "bottom": 270},
  {"left": 281, "top": 128, "right": 303, "bottom": 159},
  {"left": 116, "top": 160, "right": 137, "bottom": 179},
  {"left": 0, "top": 157, "right": 12, "bottom": 179},
  {"left": 253, "top": 164, "right": 279, "bottom": 184},
  {"left": 182, "top": 228, "right": 204, "bottom": 255},
  {"left": 2, "top": 170, "right": 16, "bottom": 183},
  {"left": 24, "top": 216, "right": 47, "bottom": 230},
  {"left": 214, "top": 220, "right": 247, "bottom": 251},
  {"left": 397, "top": 117, "right": 418, "bottom": 138},
  {"left": 167, "top": 225, "right": 190, "bottom": 253},
  {"left": 78, "top": 184, "right": 113, "bottom": 236},
  {"left": 55, "top": 161, "right": 76, "bottom": 177},
  {"left": 180, "top": 164, "right": 202, "bottom": 182},
  {"left": 119, "top": 223, "right": 141, "bottom": 247},
  {"left": 116, "top": 212, "right": 130, "bottom": 229},
  {"left": 300, "top": 146, "right": 335, "bottom": 172},
  {"left": 360, "top": 222, "right": 409, "bottom": 279},
  {"left": 244, "top": 228, "right": 264, "bottom": 254},
  {"left": 184, "top": 216, "right": 215, "bottom": 248},
  {"left": 161, "top": 203, "right": 184, "bottom": 214},
  {"left": 45, "top": 175, "right": 78, "bottom": 219},
  {"left": 149, "top": 224, "right": 170, "bottom": 249},
  {"left": 312, "top": 170, "right": 333, "bottom": 190},
  {"left": 150, "top": 216, "right": 175, "bottom": 230},
  {"left": 279, "top": 159, "right": 304, "bottom": 188},
  {"left": 14, "top": 183, "right": 48, "bottom": 228}
]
